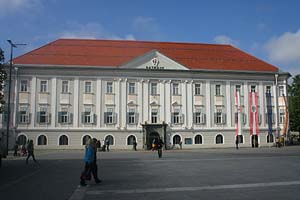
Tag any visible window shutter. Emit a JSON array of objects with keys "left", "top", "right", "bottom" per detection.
[
  {"left": 214, "top": 113, "right": 217, "bottom": 124},
  {"left": 135, "top": 113, "right": 139, "bottom": 124},
  {"left": 69, "top": 113, "right": 73, "bottom": 124},
  {"left": 243, "top": 113, "right": 247, "bottom": 124},
  {"left": 258, "top": 113, "right": 262, "bottom": 124},
  {"left": 201, "top": 113, "right": 206, "bottom": 124},
  {"left": 193, "top": 113, "right": 196, "bottom": 124},
  {"left": 126, "top": 112, "right": 129, "bottom": 124},
  {"left": 47, "top": 113, "right": 51, "bottom": 124},
  {"left": 112, "top": 113, "right": 117, "bottom": 124},
  {"left": 37, "top": 112, "right": 41, "bottom": 123},
  {"left": 58, "top": 112, "right": 62, "bottom": 123},
  {"left": 28, "top": 113, "right": 32, "bottom": 124},
  {"left": 180, "top": 114, "right": 184, "bottom": 124},
  {"left": 104, "top": 112, "right": 107, "bottom": 124},
  {"left": 171, "top": 113, "right": 174, "bottom": 123},
  {"left": 93, "top": 113, "right": 97, "bottom": 124},
  {"left": 235, "top": 112, "right": 238, "bottom": 123},
  {"left": 222, "top": 113, "right": 226, "bottom": 124},
  {"left": 81, "top": 112, "right": 85, "bottom": 124}
]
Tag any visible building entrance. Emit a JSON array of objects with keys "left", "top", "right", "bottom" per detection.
[
  {"left": 142, "top": 123, "right": 167, "bottom": 150},
  {"left": 147, "top": 132, "right": 160, "bottom": 150}
]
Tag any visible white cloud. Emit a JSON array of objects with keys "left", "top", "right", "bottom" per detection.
[
  {"left": 214, "top": 35, "right": 239, "bottom": 47},
  {"left": 59, "top": 22, "right": 135, "bottom": 40},
  {"left": 0, "top": 0, "right": 42, "bottom": 16},
  {"left": 264, "top": 29, "right": 300, "bottom": 64}
]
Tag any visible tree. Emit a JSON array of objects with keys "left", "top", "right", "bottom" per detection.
[
  {"left": 288, "top": 75, "right": 300, "bottom": 133},
  {"left": 0, "top": 48, "right": 7, "bottom": 113}
]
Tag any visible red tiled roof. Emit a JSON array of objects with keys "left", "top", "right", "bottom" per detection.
[{"left": 13, "top": 39, "right": 278, "bottom": 72}]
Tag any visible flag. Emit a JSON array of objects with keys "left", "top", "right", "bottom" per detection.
[
  {"left": 283, "top": 94, "right": 289, "bottom": 136},
  {"left": 266, "top": 92, "right": 273, "bottom": 135},
  {"left": 235, "top": 91, "right": 243, "bottom": 136},
  {"left": 249, "top": 92, "right": 259, "bottom": 135}
]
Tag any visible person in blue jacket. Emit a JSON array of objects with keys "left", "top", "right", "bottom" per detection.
[{"left": 80, "top": 139, "right": 95, "bottom": 186}]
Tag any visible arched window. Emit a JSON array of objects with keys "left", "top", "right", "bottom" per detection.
[
  {"left": 37, "top": 135, "right": 47, "bottom": 145},
  {"left": 17, "top": 135, "right": 27, "bottom": 145},
  {"left": 105, "top": 135, "right": 114, "bottom": 145},
  {"left": 173, "top": 135, "right": 181, "bottom": 144},
  {"left": 127, "top": 135, "right": 136, "bottom": 145},
  {"left": 82, "top": 135, "right": 91, "bottom": 146},
  {"left": 195, "top": 135, "right": 203, "bottom": 144},
  {"left": 59, "top": 135, "right": 68, "bottom": 145},
  {"left": 267, "top": 134, "right": 274, "bottom": 143},
  {"left": 216, "top": 134, "right": 223, "bottom": 144},
  {"left": 237, "top": 135, "right": 244, "bottom": 144}
]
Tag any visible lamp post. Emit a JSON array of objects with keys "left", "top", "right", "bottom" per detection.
[{"left": 5, "top": 40, "right": 26, "bottom": 156}]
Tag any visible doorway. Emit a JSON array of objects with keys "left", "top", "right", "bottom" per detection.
[
  {"left": 252, "top": 135, "right": 259, "bottom": 148},
  {"left": 147, "top": 132, "right": 160, "bottom": 150}
]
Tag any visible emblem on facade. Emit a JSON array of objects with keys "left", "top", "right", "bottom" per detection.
[
  {"left": 146, "top": 57, "right": 164, "bottom": 70},
  {"left": 151, "top": 57, "right": 159, "bottom": 66}
]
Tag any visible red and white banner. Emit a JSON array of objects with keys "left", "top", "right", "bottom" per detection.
[
  {"left": 235, "top": 91, "right": 242, "bottom": 136},
  {"left": 249, "top": 92, "right": 259, "bottom": 135}
]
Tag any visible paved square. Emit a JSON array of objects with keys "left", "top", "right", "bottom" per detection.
[{"left": 1, "top": 147, "right": 300, "bottom": 200}]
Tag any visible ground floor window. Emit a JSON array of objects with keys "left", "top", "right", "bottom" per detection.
[
  {"left": 37, "top": 135, "right": 47, "bottom": 145},
  {"left": 267, "top": 134, "right": 274, "bottom": 143},
  {"left": 195, "top": 135, "right": 203, "bottom": 144},
  {"left": 173, "top": 135, "right": 181, "bottom": 144},
  {"left": 216, "top": 134, "right": 224, "bottom": 144},
  {"left": 105, "top": 135, "right": 114, "bottom": 145},
  {"left": 17, "top": 135, "right": 27, "bottom": 145},
  {"left": 127, "top": 135, "right": 136, "bottom": 145},
  {"left": 82, "top": 135, "right": 91, "bottom": 146},
  {"left": 59, "top": 135, "right": 69, "bottom": 145}
]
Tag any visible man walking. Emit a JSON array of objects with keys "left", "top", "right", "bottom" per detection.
[{"left": 26, "top": 140, "right": 38, "bottom": 164}]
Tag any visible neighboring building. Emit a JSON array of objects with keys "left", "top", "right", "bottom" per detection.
[{"left": 1, "top": 39, "right": 290, "bottom": 149}]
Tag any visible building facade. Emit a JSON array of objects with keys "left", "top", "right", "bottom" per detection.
[{"left": 1, "top": 39, "right": 290, "bottom": 149}]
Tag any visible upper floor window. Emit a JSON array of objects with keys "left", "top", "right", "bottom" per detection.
[
  {"left": 215, "top": 85, "right": 221, "bottom": 96},
  {"left": 128, "top": 82, "right": 136, "bottom": 95},
  {"left": 104, "top": 108, "right": 117, "bottom": 124},
  {"left": 195, "top": 84, "right": 201, "bottom": 95},
  {"left": 235, "top": 85, "right": 241, "bottom": 93},
  {"left": 127, "top": 108, "right": 137, "bottom": 124},
  {"left": 150, "top": 83, "right": 158, "bottom": 95},
  {"left": 172, "top": 83, "right": 179, "bottom": 95},
  {"left": 106, "top": 82, "right": 113, "bottom": 94},
  {"left": 62, "top": 80, "right": 69, "bottom": 93},
  {"left": 251, "top": 85, "right": 256, "bottom": 93},
  {"left": 20, "top": 80, "right": 28, "bottom": 92},
  {"left": 82, "top": 107, "right": 94, "bottom": 124},
  {"left": 266, "top": 85, "right": 271, "bottom": 94},
  {"left": 40, "top": 80, "right": 48, "bottom": 93},
  {"left": 58, "top": 111, "right": 72, "bottom": 124},
  {"left": 19, "top": 106, "right": 30, "bottom": 124},
  {"left": 37, "top": 106, "right": 50, "bottom": 124},
  {"left": 214, "top": 108, "right": 226, "bottom": 124},
  {"left": 85, "top": 81, "right": 92, "bottom": 93},
  {"left": 151, "top": 109, "right": 158, "bottom": 123},
  {"left": 279, "top": 86, "right": 284, "bottom": 96}
]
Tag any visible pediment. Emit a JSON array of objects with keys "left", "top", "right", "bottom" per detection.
[{"left": 119, "top": 50, "right": 189, "bottom": 70}]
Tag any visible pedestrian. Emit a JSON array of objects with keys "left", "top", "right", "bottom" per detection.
[
  {"left": 105, "top": 139, "right": 110, "bottom": 152},
  {"left": 80, "top": 139, "right": 95, "bottom": 186},
  {"left": 235, "top": 136, "right": 239, "bottom": 149},
  {"left": 156, "top": 137, "right": 164, "bottom": 158},
  {"left": 179, "top": 141, "right": 182, "bottom": 150},
  {"left": 91, "top": 138, "right": 102, "bottom": 183},
  {"left": 133, "top": 141, "right": 137, "bottom": 151},
  {"left": 96, "top": 140, "right": 101, "bottom": 152},
  {"left": 13, "top": 142, "right": 19, "bottom": 156},
  {"left": 26, "top": 140, "right": 37, "bottom": 164}
]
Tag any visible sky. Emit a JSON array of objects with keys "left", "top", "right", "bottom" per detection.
[{"left": 0, "top": 0, "right": 299, "bottom": 77}]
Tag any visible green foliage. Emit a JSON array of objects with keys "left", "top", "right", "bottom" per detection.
[
  {"left": 0, "top": 48, "right": 8, "bottom": 113},
  {"left": 288, "top": 75, "right": 300, "bottom": 132}
]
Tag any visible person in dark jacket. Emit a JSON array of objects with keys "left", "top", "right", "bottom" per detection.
[
  {"left": 91, "top": 138, "right": 102, "bottom": 183},
  {"left": 156, "top": 137, "right": 164, "bottom": 158},
  {"left": 26, "top": 140, "right": 37, "bottom": 164}
]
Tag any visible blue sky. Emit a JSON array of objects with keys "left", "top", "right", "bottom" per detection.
[{"left": 0, "top": 0, "right": 299, "bottom": 76}]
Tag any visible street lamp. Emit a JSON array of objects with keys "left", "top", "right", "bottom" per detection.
[{"left": 5, "top": 40, "right": 26, "bottom": 156}]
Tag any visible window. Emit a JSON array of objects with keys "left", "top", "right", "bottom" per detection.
[
  {"left": 251, "top": 85, "right": 256, "bottom": 92},
  {"left": 172, "top": 111, "right": 181, "bottom": 124},
  {"left": 19, "top": 106, "right": 29, "bottom": 124},
  {"left": 106, "top": 82, "right": 113, "bottom": 94},
  {"left": 279, "top": 109, "right": 285, "bottom": 124},
  {"left": 150, "top": 83, "right": 157, "bottom": 95},
  {"left": 216, "top": 134, "right": 223, "bottom": 144},
  {"left": 151, "top": 109, "right": 158, "bottom": 123},
  {"left": 185, "top": 138, "right": 192, "bottom": 144},
  {"left": 17, "top": 135, "right": 27, "bottom": 145},
  {"left": 173, "top": 135, "right": 181, "bottom": 144},
  {"left": 37, "top": 135, "right": 47, "bottom": 145},
  {"left": 195, "top": 84, "right": 201, "bottom": 95},
  {"left": 195, "top": 135, "right": 203, "bottom": 144},
  {"left": 267, "top": 134, "right": 274, "bottom": 143},
  {"left": 266, "top": 86, "right": 271, "bottom": 94},
  {"left": 127, "top": 108, "right": 137, "bottom": 124},
  {"left": 58, "top": 111, "right": 72, "bottom": 124},
  {"left": 194, "top": 109, "right": 206, "bottom": 124},
  {"left": 104, "top": 108, "right": 116, "bottom": 124},
  {"left": 215, "top": 109, "right": 226, "bottom": 124},
  {"left": 82, "top": 135, "right": 91, "bottom": 146},
  {"left": 20, "top": 80, "right": 28, "bottom": 92},
  {"left": 40, "top": 80, "right": 47, "bottom": 93},
  {"left": 105, "top": 135, "right": 114, "bottom": 145},
  {"left": 37, "top": 107, "right": 50, "bottom": 124},
  {"left": 85, "top": 81, "right": 92, "bottom": 93},
  {"left": 62, "top": 80, "right": 69, "bottom": 93},
  {"left": 59, "top": 135, "right": 68, "bottom": 145},
  {"left": 279, "top": 86, "right": 284, "bottom": 96},
  {"left": 127, "top": 135, "right": 136, "bottom": 145},
  {"left": 215, "top": 85, "right": 221, "bottom": 96},
  {"left": 235, "top": 85, "right": 241, "bottom": 93},
  {"left": 82, "top": 108, "right": 94, "bottom": 124},
  {"left": 172, "top": 83, "right": 179, "bottom": 95},
  {"left": 128, "top": 82, "right": 135, "bottom": 95}
]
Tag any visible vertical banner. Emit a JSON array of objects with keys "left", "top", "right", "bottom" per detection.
[
  {"left": 283, "top": 94, "right": 289, "bottom": 136},
  {"left": 249, "top": 92, "right": 259, "bottom": 135},
  {"left": 266, "top": 92, "right": 273, "bottom": 135},
  {"left": 235, "top": 91, "right": 242, "bottom": 136}
]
